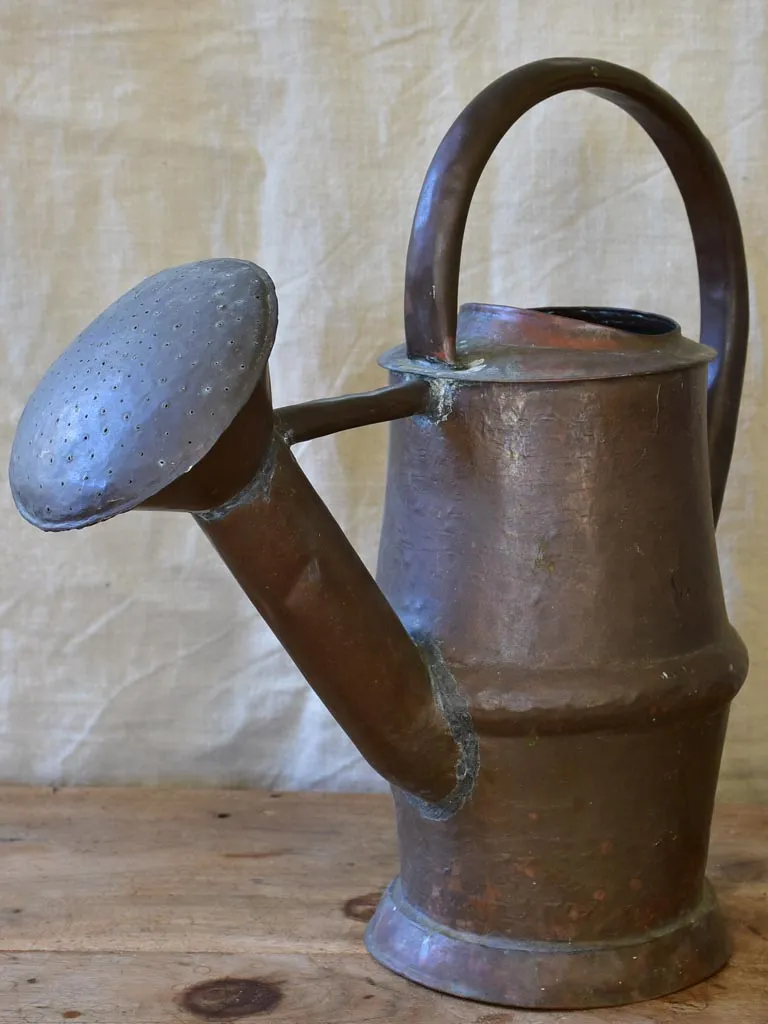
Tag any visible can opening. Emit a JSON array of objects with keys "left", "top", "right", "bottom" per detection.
[{"left": 535, "top": 307, "right": 678, "bottom": 337}]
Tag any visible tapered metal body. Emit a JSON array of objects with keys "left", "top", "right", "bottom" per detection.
[
  {"left": 365, "top": 309, "right": 747, "bottom": 1006},
  {"left": 360, "top": 58, "right": 750, "bottom": 1006},
  {"left": 8, "top": 59, "right": 750, "bottom": 1009}
]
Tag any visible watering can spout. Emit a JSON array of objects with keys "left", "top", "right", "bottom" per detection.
[{"left": 8, "top": 258, "right": 475, "bottom": 812}]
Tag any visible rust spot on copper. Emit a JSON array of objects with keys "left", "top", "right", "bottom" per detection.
[
  {"left": 593, "top": 889, "right": 606, "bottom": 902},
  {"left": 533, "top": 542, "right": 555, "bottom": 573},
  {"left": 446, "top": 860, "right": 464, "bottom": 894},
  {"left": 514, "top": 858, "right": 538, "bottom": 880},
  {"left": 527, "top": 811, "right": 539, "bottom": 822},
  {"left": 178, "top": 978, "right": 282, "bottom": 1020},
  {"left": 467, "top": 879, "right": 502, "bottom": 928},
  {"left": 344, "top": 891, "right": 383, "bottom": 923}
]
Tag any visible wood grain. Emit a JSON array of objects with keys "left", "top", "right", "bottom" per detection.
[{"left": 0, "top": 787, "right": 765, "bottom": 1022}]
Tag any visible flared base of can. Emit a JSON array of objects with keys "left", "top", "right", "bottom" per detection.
[{"left": 365, "top": 878, "right": 729, "bottom": 1009}]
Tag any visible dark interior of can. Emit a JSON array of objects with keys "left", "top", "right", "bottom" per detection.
[{"left": 535, "top": 307, "right": 678, "bottom": 336}]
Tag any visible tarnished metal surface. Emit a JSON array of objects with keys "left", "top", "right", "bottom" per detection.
[
  {"left": 367, "top": 365, "right": 747, "bottom": 1006},
  {"left": 381, "top": 304, "right": 715, "bottom": 383},
  {"left": 369, "top": 877, "right": 728, "bottom": 1009},
  {"left": 8, "top": 259, "right": 464, "bottom": 808},
  {"left": 10, "top": 258, "right": 277, "bottom": 530},
  {"left": 367, "top": 56, "right": 750, "bottom": 1007},
  {"left": 195, "top": 433, "right": 467, "bottom": 806},
  {"left": 275, "top": 380, "right": 429, "bottom": 443},
  {"left": 404, "top": 56, "right": 748, "bottom": 522},
  {"left": 7, "top": 57, "right": 751, "bottom": 1010}
]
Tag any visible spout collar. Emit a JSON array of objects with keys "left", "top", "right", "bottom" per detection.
[
  {"left": 196, "top": 434, "right": 280, "bottom": 522},
  {"left": 405, "top": 634, "right": 479, "bottom": 821}
]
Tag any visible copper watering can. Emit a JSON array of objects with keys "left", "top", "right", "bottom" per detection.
[{"left": 9, "top": 58, "right": 749, "bottom": 1009}]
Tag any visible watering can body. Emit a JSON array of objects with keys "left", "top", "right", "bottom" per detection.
[
  {"left": 369, "top": 311, "right": 745, "bottom": 1005},
  {"left": 359, "top": 59, "right": 749, "bottom": 1005},
  {"left": 8, "top": 59, "right": 749, "bottom": 1009}
]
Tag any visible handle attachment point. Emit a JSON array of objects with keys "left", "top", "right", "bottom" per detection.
[{"left": 404, "top": 58, "right": 748, "bottom": 521}]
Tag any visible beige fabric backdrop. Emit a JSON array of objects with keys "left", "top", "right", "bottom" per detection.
[{"left": 1, "top": 0, "right": 765, "bottom": 798}]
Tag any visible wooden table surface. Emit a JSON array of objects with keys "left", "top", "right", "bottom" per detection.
[{"left": 0, "top": 787, "right": 766, "bottom": 1022}]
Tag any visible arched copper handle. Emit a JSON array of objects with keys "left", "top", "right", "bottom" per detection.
[{"left": 404, "top": 57, "right": 748, "bottom": 523}]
